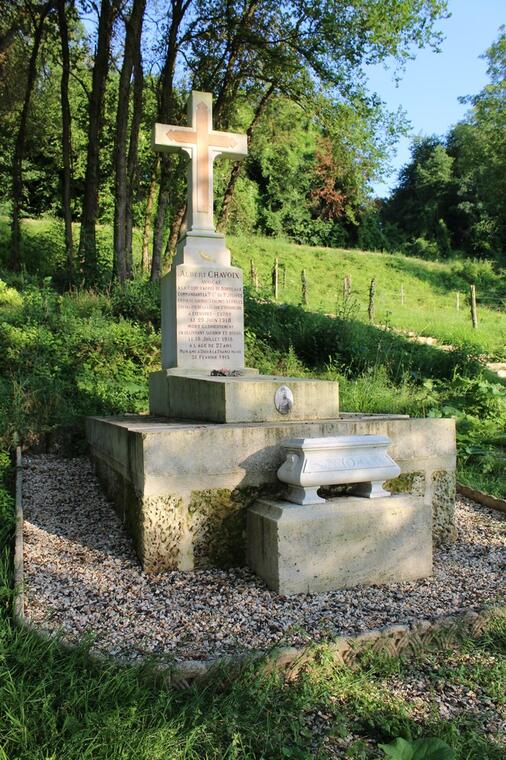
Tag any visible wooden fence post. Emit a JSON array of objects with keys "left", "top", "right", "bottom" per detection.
[
  {"left": 456, "top": 291, "right": 460, "bottom": 312},
  {"left": 272, "top": 258, "right": 278, "bottom": 300},
  {"left": 301, "top": 269, "right": 308, "bottom": 305},
  {"left": 368, "top": 278, "right": 376, "bottom": 323},
  {"left": 343, "top": 274, "right": 352, "bottom": 298},
  {"left": 470, "top": 284, "right": 478, "bottom": 328}
]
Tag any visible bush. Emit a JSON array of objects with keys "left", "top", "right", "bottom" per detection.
[
  {"left": 407, "top": 237, "right": 440, "bottom": 260},
  {"left": 0, "top": 281, "right": 159, "bottom": 449},
  {"left": 244, "top": 292, "right": 482, "bottom": 383}
]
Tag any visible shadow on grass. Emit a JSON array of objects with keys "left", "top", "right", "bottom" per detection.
[
  {"left": 1, "top": 614, "right": 505, "bottom": 760},
  {"left": 384, "top": 255, "right": 506, "bottom": 305},
  {"left": 244, "top": 292, "right": 483, "bottom": 383}
]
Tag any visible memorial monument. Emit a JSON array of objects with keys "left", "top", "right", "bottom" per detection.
[
  {"left": 151, "top": 91, "right": 247, "bottom": 372},
  {"left": 86, "top": 90, "right": 457, "bottom": 583}
]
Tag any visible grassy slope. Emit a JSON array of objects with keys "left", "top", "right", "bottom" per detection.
[
  {"left": 229, "top": 236, "right": 506, "bottom": 358},
  {"left": 1, "top": 217, "right": 504, "bottom": 357}
]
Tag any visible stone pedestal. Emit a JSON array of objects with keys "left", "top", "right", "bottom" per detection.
[
  {"left": 247, "top": 495, "right": 432, "bottom": 595},
  {"left": 149, "top": 371, "right": 340, "bottom": 423}
]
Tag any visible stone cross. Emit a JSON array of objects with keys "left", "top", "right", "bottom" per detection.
[{"left": 153, "top": 91, "right": 248, "bottom": 234}]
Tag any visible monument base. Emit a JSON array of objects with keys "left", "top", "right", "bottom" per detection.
[
  {"left": 85, "top": 414, "right": 456, "bottom": 573},
  {"left": 149, "top": 371, "right": 340, "bottom": 423},
  {"left": 247, "top": 495, "right": 432, "bottom": 594}
]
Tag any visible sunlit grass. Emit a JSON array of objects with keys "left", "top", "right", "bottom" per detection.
[{"left": 229, "top": 235, "right": 506, "bottom": 358}]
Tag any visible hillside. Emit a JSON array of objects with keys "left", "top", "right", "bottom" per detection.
[
  {"left": 229, "top": 236, "right": 506, "bottom": 359},
  {"left": 1, "top": 218, "right": 505, "bottom": 359}
]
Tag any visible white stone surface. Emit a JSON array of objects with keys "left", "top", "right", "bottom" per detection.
[
  {"left": 150, "top": 372, "right": 339, "bottom": 422},
  {"left": 152, "top": 89, "right": 249, "bottom": 372},
  {"left": 247, "top": 494, "right": 432, "bottom": 595},
  {"left": 161, "top": 263, "right": 245, "bottom": 370},
  {"left": 277, "top": 435, "right": 401, "bottom": 504},
  {"left": 152, "top": 91, "right": 247, "bottom": 234}
]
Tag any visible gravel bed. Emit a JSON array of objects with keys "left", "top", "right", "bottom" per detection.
[{"left": 22, "top": 455, "right": 506, "bottom": 664}]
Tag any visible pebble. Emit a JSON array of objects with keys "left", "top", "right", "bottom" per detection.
[{"left": 22, "top": 455, "right": 506, "bottom": 664}]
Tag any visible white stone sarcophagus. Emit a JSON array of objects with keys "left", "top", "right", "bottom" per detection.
[{"left": 277, "top": 435, "right": 401, "bottom": 505}]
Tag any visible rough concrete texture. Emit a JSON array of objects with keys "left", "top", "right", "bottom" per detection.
[
  {"left": 149, "top": 371, "right": 340, "bottom": 422},
  {"left": 86, "top": 413, "right": 456, "bottom": 571},
  {"left": 432, "top": 469, "right": 457, "bottom": 544},
  {"left": 247, "top": 495, "right": 432, "bottom": 594}
]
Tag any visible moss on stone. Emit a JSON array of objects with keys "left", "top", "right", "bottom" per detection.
[
  {"left": 140, "top": 495, "right": 186, "bottom": 573},
  {"left": 432, "top": 469, "right": 456, "bottom": 545},
  {"left": 385, "top": 471, "right": 425, "bottom": 496},
  {"left": 189, "top": 484, "right": 283, "bottom": 568}
]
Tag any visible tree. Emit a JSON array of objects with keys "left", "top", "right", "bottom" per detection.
[
  {"left": 383, "top": 27, "right": 506, "bottom": 262},
  {"left": 155, "top": 0, "right": 449, "bottom": 271},
  {"left": 149, "top": 0, "right": 192, "bottom": 282},
  {"left": 113, "top": 0, "right": 146, "bottom": 283},
  {"left": 78, "top": 0, "right": 121, "bottom": 286},
  {"left": 10, "top": 1, "right": 54, "bottom": 272},
  {"left": 57, "top": 0, "right": 74, "bottom": 282}
]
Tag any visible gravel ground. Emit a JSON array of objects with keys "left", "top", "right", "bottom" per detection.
[{"left": 22, "top": 455, "right": 506, "bottom": 664}]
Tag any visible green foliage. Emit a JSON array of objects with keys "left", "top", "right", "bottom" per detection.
[
  {"left": 379, "top": 737, "right": 456, "bottom": 760},
  {"left": 383, "top": 28, "right": 506, "bottom": 263},
  {"left": 424, "top": 374, "right": 506, "bottom": 498},
  {"left": 0, "top": 278, "right": 159, "bottom": 449}
]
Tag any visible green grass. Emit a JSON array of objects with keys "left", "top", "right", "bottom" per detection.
[{"left": 229, "top": 235, "right": 506, "bottom": 359}]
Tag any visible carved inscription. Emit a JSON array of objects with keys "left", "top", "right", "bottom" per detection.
[
  {"left": 303, "top": 453, "right": 387, "bottom": 473},
  {"left": 176, "top": 266, "right": 244, "bottom": 367}
]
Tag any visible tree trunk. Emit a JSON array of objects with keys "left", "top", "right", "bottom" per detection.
[
  {"left": 125, "top": 52, "right": 144, "bottom": 276},
  {"left": 150, "top": 0, "right": 190, "bottom": 281},
  {"left": 164, "top": 200, "right": 186, "bottom": 259},
  {"left": 113, "top": 0, "right": 146, "bottom": 283},
  {"left": 217, "top": 82, "right": 275, "bottom": 232},
  {"left": 57, "top": 0, "right": 74, "bottom": 284},
  {"left": 78, "top": 0, "right": 118, "bottom": 287},
  {"left": 10, "top": 1, "right": 52, "bottom": 272},
  {"left": 151, "top": 165, "right": 171, "bottom": 281},
  {"left": 141, "top": 157, "right": 159, "bottom": 273}
]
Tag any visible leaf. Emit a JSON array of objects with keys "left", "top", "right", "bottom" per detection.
[
  {"left": 412, "top": 737, "right": 456, "bottom": 760},
  {"left": 379, "top": 737, "right": 414, "bottom": 759},
  {"left": 379, "top": 737, "right": 456, "bottom": 760}
]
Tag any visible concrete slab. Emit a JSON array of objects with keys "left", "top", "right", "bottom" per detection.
[
  {"left": 247, "top": 494, "right": 432, "bottom": 594},
  {"left": 149, "top": 371, "right": 340, "bottom": 422}
]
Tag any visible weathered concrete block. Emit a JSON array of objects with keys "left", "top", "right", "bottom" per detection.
[
  {"left": 247, "top": 495, "right": 432, "bottom": 594},
  {"left": 86, "top": 413, "right": 456, "bottom": 572},
  {"left": 149, "top": 371, "right": 340, "bottom": 423}
]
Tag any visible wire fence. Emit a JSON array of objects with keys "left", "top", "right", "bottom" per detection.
[{"left": 248, "top": 259, "right": 506, "bottom": 330}]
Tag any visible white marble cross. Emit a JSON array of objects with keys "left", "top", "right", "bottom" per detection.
[{"left": 153, "top": 91, "right": 248, "bottom": 235}]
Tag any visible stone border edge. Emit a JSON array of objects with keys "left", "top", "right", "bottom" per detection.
[
  {"left": 457, "top": 481, "right": 506, "bottom": 514},
  {"left": 14, "top": 450, "right": 506, "bottom": 689},
  {"left": 13, "top": 447, "right": 24, "bottom": 625}
]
